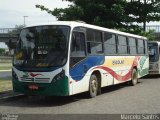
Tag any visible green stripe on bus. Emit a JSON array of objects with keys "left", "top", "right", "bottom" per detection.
[{"left": 138, "top": 68, "right": 149, "bottom": 77}]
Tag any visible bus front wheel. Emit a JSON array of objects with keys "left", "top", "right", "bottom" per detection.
[
  {"left": 130, "top": 69, "right": 138, "bottom": 86},
  {"left": 88, "top": 74, "right": 98, "bottom": 98}
]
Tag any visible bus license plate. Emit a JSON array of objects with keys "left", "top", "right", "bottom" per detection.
[{"left": 29, "top": 85, "right": 39, "bottom": 90}]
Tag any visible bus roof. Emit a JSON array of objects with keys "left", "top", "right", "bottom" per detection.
[
  {"left": 26, "top": 21, "right": 147, "bottom": 40},
  {"left": 148, "top": 41, "right": 160, "bottom": 45}
]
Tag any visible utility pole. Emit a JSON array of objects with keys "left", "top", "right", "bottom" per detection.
[{"left": 23, "top": 16, "right": 28, "bottom": 26}]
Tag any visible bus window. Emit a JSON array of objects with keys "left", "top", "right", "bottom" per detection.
[
  {"left": 70, "top": 32, "right": 86, "bottom": 67},
  {"left": 128, "top": 37, "right": 137, "bottom": 54},
  {"left": 87, "top": 29, "right": 103, "bottom": 55},
  {"left": 117, "top": 35, "right": 127, "bottom": 54},
  {"left": 144, "top": 40, "right": 148, "bottom": 54},
  {"left": 104, "top": 33, "right": 116, "bottom": 55},
  {"left": 71, "top": 32, "right": 85, "bottom": 57},
  {"left": 137, "top": 39, "right": 145, "bottom": 54}
]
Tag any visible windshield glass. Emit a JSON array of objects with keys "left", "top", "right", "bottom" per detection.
[
  {"left": 14, "top": 25, "right": 70, "bottom": 68},
  {"left": 148, "top": 43, "right": 159, "bottom": 62}
]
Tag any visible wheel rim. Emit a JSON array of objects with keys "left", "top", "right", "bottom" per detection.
[
  {"left": 91, "top": 80, "right": 97, "bottom": 93},
  {"left": 132, "top": 70, "right": 137, "bottom": 84},
  {"left": 90, "top": 76, "right": 98, "bottom": 96}
]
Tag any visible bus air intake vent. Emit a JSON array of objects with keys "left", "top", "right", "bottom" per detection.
[{"left": 34, "top": 78, "right": 50, "bottom": 83}]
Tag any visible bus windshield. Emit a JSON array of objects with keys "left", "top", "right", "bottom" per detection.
[
  {"left": 148, "top": 43, "right": 159, "bottom": 62},
  {"left": 14, "top": 25, "right": 70, "bottom": 68}
]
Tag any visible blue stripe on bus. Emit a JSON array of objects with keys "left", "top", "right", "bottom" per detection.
[{"left": 70, "top": 56, "right": 105, "bottom": 81}]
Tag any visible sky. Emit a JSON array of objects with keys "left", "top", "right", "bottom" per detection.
[
  {"left": 0, "top": 0, "right": 71, "bottom": 27},
  {"left": 0, "top": 0, "right": 71, "bottom": 48}
]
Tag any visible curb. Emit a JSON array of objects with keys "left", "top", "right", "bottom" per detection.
[
  {"left": 0, "top": 90, "right": 23, "bottom": 100},
  {"left": 0, "top": 69, "right": 12, "bottom": 72}
]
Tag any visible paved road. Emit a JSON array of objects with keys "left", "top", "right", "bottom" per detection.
[
  {"left": 0, "top": 76, "right": 160, "bottom": 114},
  {"left": 0, "top": 71, "right": 11, "bottom": 80}
]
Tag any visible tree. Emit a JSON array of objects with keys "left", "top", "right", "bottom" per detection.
[
  {"left": 7, "top": 25, "right": 24, "bottom": 50},
  {"left": 0, "top": 48, "right": 5, "bottom": 55},
  {"left": 126, "top": 0, "right": 160, "bottom": 31},
  {"left": 9, "top": 25, "right": 24, "bottom": 34}
]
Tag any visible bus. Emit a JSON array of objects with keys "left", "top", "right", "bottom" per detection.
[
  {"left": 12, "top": 21, "right": 149, "bottom": 98},
  {"left": 148, "top": 41, "right": 160, "bottom": 74}
]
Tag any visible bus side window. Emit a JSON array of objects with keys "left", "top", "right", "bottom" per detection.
[
  {"left": 70, "top": 32, "right": 86, "bottom": 67},
  {"left": 137, "top": 39, "right": 145, "bottom": 54},
  {"left": 86, "top": 29, "right": 103, "bottom": 55},
  {"left": 128, "top": 37, "right": 137, "bottom": 55},
  {"left": 104, "top": 33, "right": 116, "bottom": 55},
  {"left": 144, "top": 40, "right": 148, "bottom": 55},
  {"left": 117, "top": 35, "right": 127, "bottom": 54},
  {"left": 71, "top": 32, "right": 85, "bottom": 57}
]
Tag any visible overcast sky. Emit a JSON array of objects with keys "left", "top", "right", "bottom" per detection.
[
  {"left": 0, "top": 0, "right": 71, "bottom": 48},
  {"left": 0, "top": 0, "right": 71, "bottom": 28}
]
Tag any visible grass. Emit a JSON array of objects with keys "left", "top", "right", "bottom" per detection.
[
  {"left": 0, "top": 80, "right": 12, "bottom": 92},
  {"left": 0, "top": 63, "right": 12, "bottom": 70},
  {"left": 0, "top": 62, "right": 12, "bottom": 92},
  {"left": 0, "top": 66, "right": 12, "bottom": 70}
]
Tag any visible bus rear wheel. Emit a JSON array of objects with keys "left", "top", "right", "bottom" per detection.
[
  {"left": 88, "top": 74, "right": 98, "bottom": 98},
  {"left": 130, "top": 69, "right": 138, "bottom": 86}
]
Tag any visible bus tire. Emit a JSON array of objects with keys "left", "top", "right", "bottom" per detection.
[
  {"left": 88, "top": 74, "right": 98, "bottom": 98},
  {"left": 130, "top": 69, "right": 138, "bottom": 86}
]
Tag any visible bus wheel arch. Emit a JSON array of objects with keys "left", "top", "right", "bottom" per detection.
[{"left": 88, "top": 70, "right": 101, "bottom": 98}]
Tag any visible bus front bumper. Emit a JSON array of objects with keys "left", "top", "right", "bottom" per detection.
[{"left": 12, "top": 76, "right": 69, "bottom": 96}]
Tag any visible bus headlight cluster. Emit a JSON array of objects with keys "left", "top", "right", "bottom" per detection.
[{"left": 52, "top": 70, "right": 65, "bottom": 83}]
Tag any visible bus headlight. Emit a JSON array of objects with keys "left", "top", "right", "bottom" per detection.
[{"left": 52, "top": 70, "right": 65, "bottom": 83}]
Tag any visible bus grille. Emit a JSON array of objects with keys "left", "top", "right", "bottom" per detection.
[
  {"left": 34, "top": 78, "right": 50, "bottom": 83},
  {"left": 20, "top": 77, "right": 33, "bottom": 82},
  {"left": 20, "top": 77, "right": 50, "bottom": 83}
]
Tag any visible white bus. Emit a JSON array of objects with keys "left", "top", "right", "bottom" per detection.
[
  {"left": 148, "top": 41, "right": 160, "bottom": 74},
  {"left": 12, "top": 21, "right": 149, "bottom": 98}
]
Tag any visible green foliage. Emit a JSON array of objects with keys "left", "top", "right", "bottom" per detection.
[
  {"left": 117, "top": 26, "right": 156, "bottom": 41},
  {"left": 125, "top": 0, "right": 160, "bottom": 31},
  {"left": 9, "top": 25, "right": 24, "bottom": 34},
  {"left": 139, "top": 30, "right": 156, "bottom": 41},
  {"left": 15, "top": 25, "right": 24, "bottom": 31},
  {"left": 0, "top": 48, "right": 5, "bottom": 55}
]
